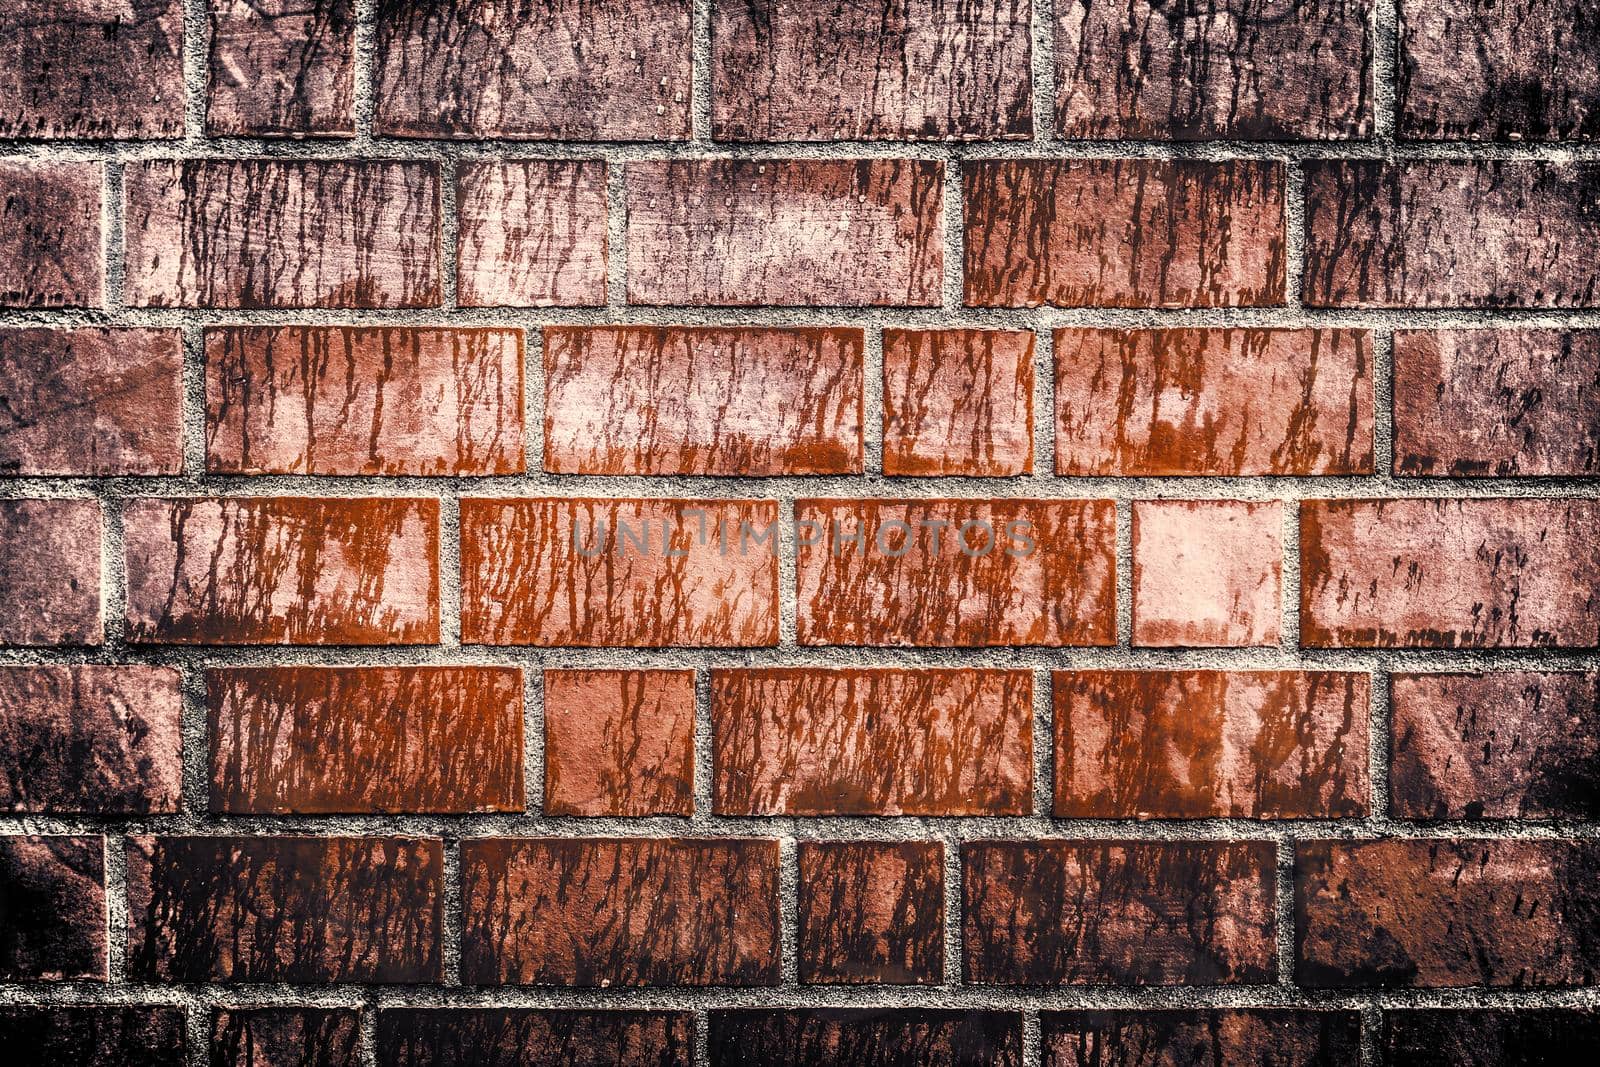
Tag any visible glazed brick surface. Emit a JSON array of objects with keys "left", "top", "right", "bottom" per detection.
[
  {"left": 0, "top": 498, "right": 101, "bottom": 647},
  {"left": 0, "top": 835, "right": 105, "bottom": 980},
  {"left": 797, "top": 841, "right": 945, "bottom": 985},
  {"left": 1042, "top": 1010, "right": 1361, "bottom": 1067},
  {"left": 543, "top": 669, "right": 695, "bottom": 817},
  {"left": 1384, "top": 1008, "right": 1600, "bottom": 1063},
  {"left": 0, "top": 1007, "right": 185, "bottom": 1065},
  {"left": 708, "top": 1010, "right": 1022, "bottom": 1067},
  {"left": 211, "top": 1007, "right": 360, "bottom": 1067},
  {"left": 0, "top": 162, "right": 102, "bottom": 308},
  {"left": 1132, "top": 500, "right": 1283, "bottom": 648},
  {"left": 457, "top": 161, "right": 608, "bottom": 308},
  {"left": 882, "top": 328, "right": 1034, "bottom": 476},
  {"left": 207, "top": 0, "right": 356, "bottom": 137},
  {"left": 377, "top": 1009, "right": 694, "bottom": 1067}
]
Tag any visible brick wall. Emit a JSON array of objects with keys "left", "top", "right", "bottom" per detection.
[{"left": 1, "top": 1, "right": 1598, "bottom": 1064}]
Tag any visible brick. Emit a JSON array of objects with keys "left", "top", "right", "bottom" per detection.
[
  {"left": 544, "top": 326, "right": 863, "bottom": 475},
  {"left": 0, "top": 162, "right": 102, "bottom": 308},
  {"left": 1390, "top": 671, "right": 1600, "bottom": 820},
  {"left": 124, "top": 160, "right": 441, "bottom": 308},
  {"left": 211, "top": 1008, "right": 359, "bottom": 1067},
  {"left": 1054, "top": 671, "right": 1369, "bottom": 819},
  {"left": 207, "top": 0, "right": 356, "bottom": 136},
  {"left": 457, "top": 161, "right": 607, "bottom": 307},
  {"left": 963, "top": 840, "right": 1276, "bottom": 985},
  {"left": 797, "top": 841, "right": 944, "bottom": 985},
  {"left": 795, "top": 498, "right": 1116, "bottom": 646},
  {"left": 0, "top": 328, "right": 183, "bottom": 475},
  {"left": 711, "top": 0, "right": 1031, "bottom": 141},
  {"left": 378, "top": 1010, "right": 694, "bottom": 1067},
  {"left": 0, "top": 1008, "right": 185, "bottom": 1066},
  {"left": 1393, "top": 329, "right": 1600, "bottom": 476},
  {"left": 964, "top": 160, "right": 1285, "bottom": 308},
  {"left": 0, "top": 1, "right": 183, "bottom": 139},
  {"left": 1296, "top": 838, "right": 1600, "bottom": 987},
  {"left": 0, "top": 665, "right": 182, "bottom": 814},
  {"left": 0, "top": 836, "right": 104, "bottom": 980},
  {"left": 1055, "top": 0, "right": 1372, "bottom": 139},
  {"left": 460, "top": 497, "right": 779, "bottom": 647},
  {"left": 1132, "top": 500, "right": 1282, "bottom": 648},
  {"left": 1384, "top": 1009, "right": 1600, "bottom": 1064},
  {"left": 1304, "top": 161, "right": 1600, "bottom": 307},
  {"left": 0, "top": 498, "right": 101, "bottom": 647},
  {"left": 713, "top": 668, "right": 1033, "bottom": 815},
  {"left": 626, "top": 160, "right": 943, "bottom": 306},
  {"left": 126, "top": 835, "right": 442, "bottom": 982},
  {"left": 460, "top": 837, "right": 780, "bottom": 986},
  {"left": 708, "top": 1010, "right": 1022, "bottom": 1066},
  {"left": 1399, "top": 1, "right": 1600, "bottom": 141},
  {"left": 882, "top": 329, "right": 1034, "bottom": 477},
  {"left": 1042, "top": 1010, "right": 1361, "bottom": 1067},
  {"left": 544, "top": 669, "right": 694, "bottom": 817},
  {"left": 1054, "top": 328, "right": 1374, "bottom": 476},
  {"left": 1300, "top": 498, "right": 1600, "bottom": 648},
  {"left": 209, "top": 666, "right": 523, "bottom": 814},
  {"left": 205, "top": 326, "right": 524, "bottom": 475},
  {"left": 374, "top": 0, "right": 691, "bottom": 139},
  {"left": 124, "top": 497, "right": 440, "bottom": 645}
]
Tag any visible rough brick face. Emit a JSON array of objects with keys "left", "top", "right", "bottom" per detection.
[
  {"left": 207, "top": 0, "right": 355, "bottom": 137},
  {"left": 0, "top": 162, "right": 101, "bottom": 308},
  {"left": 1041, "top": 1010, "right": 1362, "bottom": 1067},
  {"left": 1384, "top": 1009, "right": 1600, "bottom": 1064},
  {"left": 797, "top": 841, "right": 944, "bottom": 985},
  {"left": 0, "top": 498, "right": 101, "bottom": 647},
  {"left": 378, "top": 1010, "right": 694, "bottom": 1067},
  {"left": 544, "top": 669, "right": 695, "bottom": 817},
  {"left": 0, "top": 836, "right": 104, "bottom": 980},
  {"left": 211, "top": 1008, "right": 360, "bottom": 1067},
  {"left": 0, "top": 1008, "right": 185, "bottom": 1066},
  {"left": 1132, "top": 500, "right": 1282, "bottom": 648},
  {"left": 457, "top": 161, "right": 607, "bottom": 307},
  {"left": 709, "top": 1010, "right": 1022, "bottom": 1067},
  {"left": 882, "top": 329, "right": 1034, "bottom": 477}
]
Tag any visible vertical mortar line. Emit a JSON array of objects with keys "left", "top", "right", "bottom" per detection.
[
  {"left": 863, "top": 325, "right": 885, "bottom": 476},
  {"left": 103, "top": 831, "right": 129, "bottom": 985},
  {"left": 1115, "top": 498, "right": 1134, "bottom": 647},
  {"left": 185, "top": 1001, "right": 212, "bottom": 1067},
  {"left": 1030, "top": 0, "right": 1056, "bottom": 143},
  {"left": 441, "top": 836, "right": 463, "bottom": 985},
  {"left": 523, "top": 325, "right": 545, "bottom": 489},
  {"left": 1031, "top": 669, "right": 1053, "bottom": 819},
  {"left": 691, "top": 0, "right": 714, "bottom": 143},
  {"left": 438, "top": 487, "right": 463, "bottom": 647},
  {"left": 694, "top": 1009, "right": 712, "bottom": 1067},
  {"left": 941, "top": 834, "right": 962, "bottom": 989},
  {"left": 353, "top": 0, "right": 379, "bottom": 144},
  {"left": 440, "top": 153, "right": 459, "bottom": 311},
  {"left": 1360, "top": 1004, "right": 1384, "bottom": 1067},
  {"left": 778, "top": 836, "right": 801, "bottom": 987},
  {"left": 777, "top": 499, "right": 799, "bottom": 646},
  {"left": 941, "top": 150, "right": 965, "bottom": 312},
  {"left": 524, "top": 664, "right": 544, "bottom": 815},
  {"left": 1032, "top": 324, "right": 1054, "bottom": 482},
  {"left": 359, "top": 997, "right": 381, "bottom": 1067},
  {"left": 606, "top": 161, "right": 629, "bottom": 308},
  {"left": 1373, "top": 330, "right": 1396, "bottom": 486},
  {"left": 101, "top": 491, "right": 128, "bottom": 650},
  {"left": 103, "top": 161, "right": 126, "bottom": 314},
  {"left": 1275, "top": 838, "right": 1295, "bottom": 988},
  {"left": 179, "top": 665, "right": 211, "bottom": 821},
  {"left": 182, "top": 325, "right": 209, "bottom": 477},
  {"left": 1283, "top": 158, "right": 1305, "bottom": 309},
  {"left": 1370, "top": 664, "right": 1392, "bottom": 821},
  {"left": 693, "top": 668, "right": 715, "bottom": 821},
  {"left": 1373, "top": 0, "right": 1399, "bottom": 143},
  {"left": 1022, "top": 1010, "right": 1043, "bottom": 1067},
  {"left": 1280, "top": 494, "right": 1301, "bottom": 652},
  {"left": 182, "top": 0, "right": 210, "bottom": 142}
]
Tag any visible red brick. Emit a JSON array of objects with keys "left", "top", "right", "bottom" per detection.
[
  {"left": 1385, "top": 1009, "right": 1600, "bottom": 1064},
  {"left": 127, "top": 835, "right": 442, "bottom": 982},
  {"left": 460, "top": 837, "right": 780, "bottom": 986},
  {"left": 0, "top": 1008, "right": 184, "bottom": 1065},
  {"left": 0, "top": 162, "right": 101, "bottom": 308},
  {"left": 1296, "top": 838, "right": 1600, "bottom": 987},
  {"left": 207, "top": 0, "right": 355, "bottom": 136},
  {"left": 460, "top": 497, "right": 779, "bottom": 647},
  {"left": 1054, "top": 328, "right": 1374, "bottom": 476},
  {"left": 205, "top": 326, "right": 524, "bottom": 475},
  {"left": 374, "top": 0, "right": 691, "bottom": 139},
  {"left": 964, "top": 160, "right": 1285, "bottom": 308},
  {"left": 713, "top": 668, "right": 1032, "bottom": 815},
  {"left": 626, "top": 160, "right": 943, "bottom": 306},
  {"left": 1300, "top": 498, "right": 1600, "bottom": 648},
  {"left": 709, "top": 1011, "right": 1021, "bottom": 1066},
  {"left": 378, "top": 1010, "right": 694, "bottom": 1067},
  {"left": 1394, "top": 329, "right": 1600, "bottom": 476},
  {"left": 544, "top": 326, "right": 863, "bottom": 475},
  {"left": 0, "top": 498, "right": 101, "bottom": 647},
  {"left": 1391, "top": 671, "right": 1600, "bottom": 820},
  {"left": 0, "top": 666, "right": 182, "bottom": 814},
  {"left": 0, "top": 328, "right": 183, "bottom": 475},
  {"left": 797, "top": 841, "right": 944, "bottom": 985},
  {"left": 457, "top": 161, "right": 607, "bottom": 308},
  {"left": 1055, "top": 670, "right": 1369, "bottom": 819},
  {"left": 1304, "top": 161, "right": 1600, "bottom": 307},
  {"left": 124, "top": 497, "right": 440, "bottom": 645},
  {"left": 795, "top": 498, "right": 1116, "bottom": 646},
  {"left": 209, "top": 666, "right": 523, "bottom": 814},
  {"left": 544, "top": 669, "right": 694, "bottom": 817},
  {"left": 963, "top": 840, "right": 1276, "bottom": 985},
  {"left": 882, "top": 329, "right": 1034, "bottom": 477},
  {"left": 0, "top": 836, "right": 104, "bottom": 980},
  {"left": 1042, "top": 1010, "right": 1361, "bottom": 1067},
  {"left": 211, "top": 1008, "right": 359, "bottom": 1067},
  {"left": 1133, "top": 500, "right": 1282, "bottom": 648},
  {"left": 124, "top": 160, "right": 441, "bottom": 309},
  {"left": 712, "top": 0, "right": 1031, "bottom": 141}
]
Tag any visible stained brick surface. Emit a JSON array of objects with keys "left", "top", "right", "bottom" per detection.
[
  {"left": 210, "top": 1008, "right": 360, "bottom": 1067},
  {"left": 797, "top": 841, "right": 945, "bottom": 984},
  {"left": 0, "top": 498, "right": 101, "bottom": 647},
  {"left": 207, "top": 0, "right": 356, "bottom": 137},
  {"left": 0, "top": 162, "right": 102, "bottom": 308},
  {"left": 544, "top": 669, "right": 695, "bottom": 817},
  {"left": 0, "top": 1007, "right": 185, "bottom": 1065},
  {"left": 1041, "top": 1010, "right": 1361, "bottom": 1067},
  {"left": 378, "top": 1009, "right": 694, "bottom": 1067},
  {"left": 883, "top": 329, "right": 1034, "bottom": 476},
  {"left": 1132, "top": 500, "right": 1282, "bottom": 648},
  {"left": 709, "top": 1010, "right": 1022, "bottom": 1067},
  {"left": 457, "top": 161, "right": 608, "bottom": 308},
  {"left": 0, "top": 835, "right": 105, "bottom": 980}
]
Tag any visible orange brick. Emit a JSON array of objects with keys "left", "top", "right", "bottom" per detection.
[
  {"left": 544, "top": 669, "right": 695, "bottom": 817},
  {"left": 882, "top": 329, "right": 1034, "bottom": 477}
]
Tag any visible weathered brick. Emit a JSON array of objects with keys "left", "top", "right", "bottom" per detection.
[
  {"left": 544, "top": 326, "right": 863, "bottom": 475},
  {"left": 0, "top": 328, "right": 183, "bottom": 475},
  {"left": 460, "top": 497, "right": 779, "bottom": 647},
  {"left": 205, "top": 326, "right": 524, "bottom": 475},
  {"left": 0, "top": 836, "right": 104, "bottom": 980},
  {"left": 211, "top": 1008, "right": 359, "bottom": 1067},
  {"left": 374, "top": 0, "right": 691, "bottom": 139},
  {"left": 964, "top": 160, "right": 1285, "bottom": 308},
  {"left": 127, "top": 835, "right": 442, "bottom": 982},
  {"left": 0, "top": 665, "right": 182, "bottom": 814},
  {"left": 713, "top": 668, "right": 1033, "bottom": 815},
  {"left": 1055, "top": 0, "right": 1372, "bottom": 139},
  {"left": 1054, "top": 328, "right": 1374, "bottom": 476},
  {"left": 457, "top": 161, "right": 607, "bottom": 307},
  {"left": 544, "top": 669, "right": 694, "bottom": 817},
  {"left": 1393, "top": 329, "right": 1600, "bottom": 476},
  {"left": 124, "top": 497, "right": 438, "bottom": 645},
  {"left": 626, "top": 160, "right": 943, "bottom": 306},
  {"left": 1296, "top": 838, "right": 1600, "bottom": 987},
  {"left": 795, "top": 498, "right": 1116, "bottom": 646},
  {"left": 0, "top": 498, "right": 101, "bottom": 647},
  {"left": 1384, "top": 1009, "right": 1600, "bottom": 1064},
  {"left": 207, "top": 0, "right": 355, "bottom": 136},
  {"left": 0, "top": 162, "right": 102, "bottom": 308},
  {"left": 1300, "top": 498, "right": 1600, "bottom": 647},
  {"left": 797, "top": 841, "right": 944, "bottom": 985},
  {"left": 882, "top": 329, "right": 1034, "bottom": 477},
  {"left": 1304, "top": 161, "right": 1600, "bottom": 307},
  {"left": 1132, "top": 500, "right": 1282, "bottom": 648},
  {"left": 1054, "top": 671, "right": 1369, "bottom": 819},
  {"left": 712, "top": 0, "right": 1031, "bottom": 141},
  {"left": 0, "top": 1008, "right": 185, "bottom": 1066},
  {"left": 1042, "top": 1010, "right": 1362, "bottom": 1067},
  {"left": 460, "top": 837, "right": 780, "bottom": 986},
  {"left": 378, "top": 1010, "right": 694, "bottom": 1067},
  {"left": 709, "top": 1010, "right": 1022, "bottom": 1067},
  {"left": 963, "top": 840, "right": 1276, "bottom": 985},
  {"left": 124, "top": 160, "right": 441, "bottom": 309},
  {"left": 209, "top": 666, "right": 523, "bottom": 814},
  {"left": 1391, "top": 671, "right": 1600, "bottom": 820}
]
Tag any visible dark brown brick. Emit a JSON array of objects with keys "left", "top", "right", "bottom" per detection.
[
  {"left": 798, "top": 842, "right": 944, "bottom": 985},
  {"left": 882, "top": 329, "right": 1035, "bottom": 477},
  {"left": 544, "top": 669, "right": 695, "bottom": 817},
  {"left": 0, "top": 162, "right": 102, "bottom": 308},
  {"left": 457, "top": 161, "right": 607, "bottom": 307},
  {"left": 1384, "top": 1009, "right": 1600, "bottom": 1065},
  {"left": 0, "top": 836, "right": 104, "bottom": 980},
  {"left": 708, "top": 1010, "right": 1022, "bottom": 1067},
  {"left": 211, "top": 1008, "right": 359, "bottom": 1067},
  {"left": 378, "top": 1010, "right": 694, "bottom": 1067},
  {"left": 0, "top": 1008, "right": 185, "bottom": 1066},
  {"left": 207, "top": 0, "right": 356, "bottom": 136},
  {"left": 0, "top": 498, "right": 101, "bottom": 647},
  {"left": 1042, "top": 1010, "right": 1361, "bottom": 1067}
]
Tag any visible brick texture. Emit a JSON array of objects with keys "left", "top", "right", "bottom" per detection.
[
  {"left": 1042, "top": 1010, "right": 1361, "bottom": 1067},
  {"left": 0, "top": 162, "right": 101, "bottom": 308},
  {"left": 1132, "top": 500, "right": 1283, "bottom": 647},
  {"left": 0, "top": 498, "right": 101, "bottom": 647},
  {"left": 378, "top": 1009, "right": 694, "bottom": 1067},
  {"left": 797, "top": 841, "right": 945, "bottom": 985},
  {"left": 207, "top": 0, "right": 356, "bottom": 137},
  {"left": 0, "top": 835, "right": 105, "bottom": 980},
  {"left": 0, "top": 1007, "right": 185, "bottom": 1065},
  {"left": 708, "top": 1010, "right": 1021, "bottom": 1067},
  {"left": 211, "top": 1008, "right": 360, "bottom": 1067},
  {"left": 882, "top": 329, "right": 1034, "bottom": 476},
  {"left": 543, "top": 669, "right": 695, "bottom": 817},
  {"left": 457, "top": 161, "right": 608, "bottom": 308},
  {"left": 1385, "top": 1009, "right": 1600, "bottom": 1063}
]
